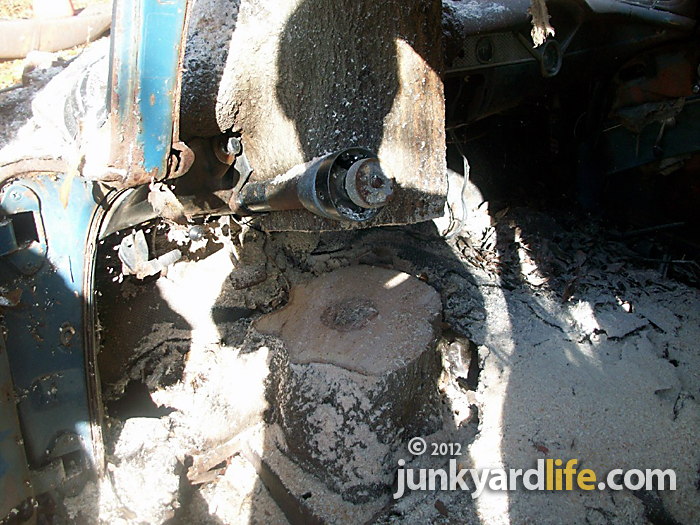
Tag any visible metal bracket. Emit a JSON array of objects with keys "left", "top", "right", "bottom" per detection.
[
  {"left": 0, "top": 184, "right": 48, "bottom": 276},
  {"left": 231, "top": 150, "right": 254, "bottom": 197},
  {"left": 118, "top": 229, "right": 181, "bottom": 279}
]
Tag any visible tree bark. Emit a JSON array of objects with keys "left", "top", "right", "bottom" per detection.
[{"left": 256, "top": 266, "right": 444, "bottom": 502}]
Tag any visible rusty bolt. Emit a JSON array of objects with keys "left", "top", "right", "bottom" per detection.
[{"left": 213, "top": 136, "right": 241, "bottom": 165}]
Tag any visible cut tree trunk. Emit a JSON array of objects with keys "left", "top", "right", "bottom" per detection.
[
  {"left": 181, "top": 0, "right": 446, "bottom": 230},
  {"left": 255, "top": 265, "right": 443, "bottom": 502}
]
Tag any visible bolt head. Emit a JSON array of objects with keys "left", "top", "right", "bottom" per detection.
[
  {"left": 59, "top": 323, "right": 76, "bottom": 347},
  {"left": 226, "top": 137, "right": 242, "bottom": 156},
  {"left": 188, "top": 225, "right": 206, "bottom": 241}
]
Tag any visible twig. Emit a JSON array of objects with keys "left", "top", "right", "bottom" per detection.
[
  {"left": 0, "top": 84, "right": 23, "bottom": 95},
  {"left": 628, "top": 255, "right": 699, "bottom": 266},
  {"left": 239, "top": 444, "right": 325, "bottom": 525},
  {"left": 611, "top": 222, "right": 685, "bottom": 240}
]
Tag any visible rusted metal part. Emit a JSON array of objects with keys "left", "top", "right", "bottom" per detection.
[
  {"left": 611, "top": 47, "right": 700, "bottom": 111},
  {"left": 601, "top": 44, "right": 700, "bottom": 174},
  {"left": 616, "top": 98, "right": 686, "bottom": 134},
  {"left": 187, "top": 434, "right": 244, "bottom": 485},
  {"left": 343, "top": 158, "right": 393, "bottom": 209},
  {"left": 96, "top": 185, "right": 234, "bottom": 240},
  {"left": 168, "top": 141, "right": 195, "bottom": 180},
  {"left": 600, "top": 97, "right": 700, "bottom": 173},
  {"left": 232, "top": 148, "right": 394, "bottom": 223},
  {"left": 0, "top": 159, "right": 70, "bottom": 185},
  {"left": 108, "top": 0, "right": 192, "bottom": 187},
  {"left": 171, "top": 0, "right": 194, "bottom": 147},
  {"left": 118, "top": 229, "right": 181, "bottom": 279},
  {"left": 176, "top": 136, "right": 238, "bottom": 191}
]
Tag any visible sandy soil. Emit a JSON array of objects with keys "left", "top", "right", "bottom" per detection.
[{"left": 55, "top": 193, "right": 699, "bottom": 525}]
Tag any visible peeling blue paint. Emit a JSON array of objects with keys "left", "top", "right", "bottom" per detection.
[{"left": 111, "top": 0, "right": 189, "bottom": 181}]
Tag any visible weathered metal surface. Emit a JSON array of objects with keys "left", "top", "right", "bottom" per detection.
[
  {"left": 108, "top": 0, "right": 191, "bottom": 187},
  {"left": 169, "top": 141, "right": 196, "bottom": 179},
  {"left": 0, "top": 171, "right": 105, "bottom": 477},
  {"left": 585, "top": 0, "right": 696, "bottom": 29},
  {"left": 601, "top": 46, "right": 700, "bottom": 174},
  {"left": 610, "top": 48, "right": 700, "bottom": 111},
  {"left": 0, "top": 333, "right": 35, "bottom": 523},
  {"left": 600, "top": 98, "right": 700, "bottom": 174},
  {"left": 0, "top": 219, "right": 18, "bottom": 257},
  {"left": 118, "top": 229, "right": 182, "bottom": 279},
  {"left": 233, "top": 148, "right": 394, "bottom": 222}
]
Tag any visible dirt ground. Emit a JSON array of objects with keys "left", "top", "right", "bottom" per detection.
[
  {"left": 1, "top": 26, "right": 699, "bottom": 525},
  {"left": 46, "top": 194, "right": 698, "bottom": 525}
]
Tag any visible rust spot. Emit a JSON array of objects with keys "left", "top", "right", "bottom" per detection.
[
  {"left": 0, "top": 288, "right": 21, "bottom": 307},
  {"left": 150, "top": 93, "right": 155, "bottom": 106}
]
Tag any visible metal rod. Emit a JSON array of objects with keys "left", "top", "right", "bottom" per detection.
[{"left": 231, "top": 148, "right": 394, "bottom": 223}]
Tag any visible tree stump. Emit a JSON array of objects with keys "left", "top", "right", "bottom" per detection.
[{"left": 255, "top": 265, "right": 443, "bottom": 502}]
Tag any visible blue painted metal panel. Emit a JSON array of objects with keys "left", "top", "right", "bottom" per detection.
[
  {"left": 0, "top": 324, "right": 33, "bottom": 520},
  {"left": 0, "top": 0, "right": 193, "bottom": 502},
  {"left": 112, "top": 0, "right": 136, "bottom": 125},
  {"left": 0, "top": 174, "right": 101, "bottom": 470},
  {"left": 109, "top": 0, "right": 189, "bottom": 186},
  {"left": 140, "top": 5, "right": 184, "bottom": 172}
]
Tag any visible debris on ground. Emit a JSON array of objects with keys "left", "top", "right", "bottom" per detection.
[
  {"left": 52, "top": 198, "right": 700, "bottom": 524},
  {"left": 118, "top": 230, "right": 182, "bottom": 280}
]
